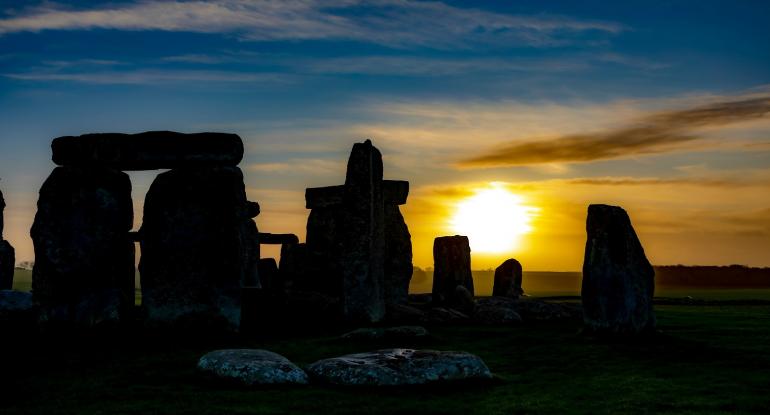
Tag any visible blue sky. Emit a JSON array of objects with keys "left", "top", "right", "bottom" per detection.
[{"left": 1, "top": 1, "right": 769, "bottom": 269}]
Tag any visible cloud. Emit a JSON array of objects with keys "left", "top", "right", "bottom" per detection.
[
  {"left": 3, "top": 69, "right": 289, "bottom": 84},
  {"left": 459, "top": 94, "right": 770, "bottom": 167},
  {"left": 0, "top": 0, "right": 623, "bottom": 49},
  {"left": 563, "top": 176, "right": 768, "bottom": 188}
]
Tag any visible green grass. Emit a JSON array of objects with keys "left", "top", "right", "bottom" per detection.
[{"left": 1, "top": 304, "right": 769, "bottom": 414}]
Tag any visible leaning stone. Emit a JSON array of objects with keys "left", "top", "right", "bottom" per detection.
[
  {"left": 582, "top": 204, "right": 656, "bottom": 334},
  {"left": 432, "top": 235, "right": 474, "bottom": 306},
  {"left": 31, "top": 166, "right": 134, "bottom": 325},
  {"left": 0, "top": 241, "right": 14, "bottom": 290},
  {"left": 384, "top": 204, "right": 412, "bottom": 305},
  {"left": 52, "top": 131, "right": 243, "bottom": 170},
  {"left": 306, "top": 349, "right": 492, "bottom": 386},
  {"left": 492, "top": 258, "right": 523, "bottom": 298},
  {"left": 198, "top": 349, "right": 308, "bottom": 385},
  {"left": 139, "top": 167, "right": 256, "bottom": 330}
]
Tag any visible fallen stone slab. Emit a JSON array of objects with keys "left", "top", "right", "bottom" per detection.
[
  {"left": 340, "top": 325, "right": 429, "bottom": 340},
  {"left": 306, "top": 348, "right": 492, "bottom": 386},
  {"left": 475, "top": 297, "right": 581, "bottom": 322},
  {"left": 421, "top": 307, "right": 471, "bottom": 325},
  {"left": 52, "top": 131, "right": 243, "bottom": 170},
  {"left": 473, "top": 303, "right": 522, "bottom": 325},
  {"left": 197, "top": 349, "right": 308, "bottom": 385}
]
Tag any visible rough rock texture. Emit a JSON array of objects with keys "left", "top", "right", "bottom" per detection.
[
  {"left": 492, "top": 258, "right": 523, "bottom": 298},
  {"left": 139, "top": 167, "right": 258, "bottom": 330},
  {"left": 31, "top": 166, "right": 134, "bottom": 325},
  {"left": 197, "top": 349, "right": 308, "bottom": 385},
  {"left": 52, "top": 131, "right": 243, "bottom": 170},
  {"left": 582, "top": 204, "right": 656, "bottom": 334},
  {"left": 473, "top": 302, "right": 522, "bottom": 325},
  {"left": 384, "top": 204, "right": 412, "bottom": 305},
  {"left": 0, "top": 190, "right": 15, "bottom": 290},
  {"left": 0, "top": 290, "right": 36, "bottom": 323},
  {"left": 306, "top": 349, "right": 492, "bottom": 386},
  {"left": 432, "top": 236, "right": 474, "bottom": 307},
  {"left": 0, "top": 241, "right": 13, "bottom": 290},
  {"left": 341, "top": 326, "right": 429, "bottom": 340},
  {"left": 475, "top": 297, "right": 581, "bottom": 322}
]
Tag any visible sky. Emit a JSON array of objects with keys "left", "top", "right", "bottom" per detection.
[{"left": 0, "top": 0, "right": 769, "bottom": 271}]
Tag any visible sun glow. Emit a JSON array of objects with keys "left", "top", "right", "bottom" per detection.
[{"left": 450, "top": 183, "right": 538, "bottom": 253}]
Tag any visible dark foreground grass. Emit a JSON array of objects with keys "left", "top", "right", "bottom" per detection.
[{"left": 1, "top": 305, "right": 769, "bottom": 415}]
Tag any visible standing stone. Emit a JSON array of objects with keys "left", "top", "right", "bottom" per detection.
[
  {"left": 432, "top": 235, "right": 474, "bottom": 307},
  {"left": 384, "top": 204, "right": 413, "bottom": 305},
  {"left": 0, "top": 188, "right": 15, "bottom": 290},
  {"left": 31, "top": 166, "right": 134, "bottom": 325},
  {"left": 493, "top": 258, "right": 524, "bottom": 298},
  {"left": 139, "top": 167, "right": 257, "bottom": 330},
  {"left": 582, "top": 204, "right": 656, "bottom": 334},
  {"left": 340, "top": 140, "right": 386, "bottom": 322}
]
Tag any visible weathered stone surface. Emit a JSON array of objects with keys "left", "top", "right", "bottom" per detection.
[
  {"left": 475, "top": 296, "right": 581, "bottom": 322},
  {"left": 582, "top": 204, "right": 656, "bottom": 334},
  {"left": 432, "top": 236, "right": 473, "bottom": 307},
  {"left": 340, "top": 139, "right": 386, "bottom": 322},
  {"left": 0, "top": 290, "right": 36, "bottom": 323},
  {"left": 198, "top": 349, "right": 308, "bottom": 385},
  {"left": 452, "top": 285, "right": 476, "bottom": 315},
  {"left": 421, "top": 307, "right": 470, "bottom": 325},
  {"left": 384, "top": 204, "right": 412, "bottom": 305},
  {"left": 492, "top": 258, "right": 523, "bottom": 298},
  {"left": 341, "top": 325, "right": 429, "bottom": 340},
  {"left": 139, "top": 167, "right": 257, "bottom": 330},
  {"left": 52, "top": 131, "right": 243, "bottom": 170},
  {"left": 307, "top": 349, "right": 492, "bottom": 386},
  {"left": 0, "top": 241, "right": 14, "bottom": 290},
  {"left": 473, "top": 302, "right": 522, "bottom": 325},
  {"left": 31, "top": 166, "right": 134, "bottom": 325}
]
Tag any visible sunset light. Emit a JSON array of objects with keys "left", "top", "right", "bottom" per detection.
[{"left": 450, "top": 183, "right": 538, "bottom": 254}]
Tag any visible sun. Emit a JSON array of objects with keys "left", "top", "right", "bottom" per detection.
[{"left": 450, "top": 183, "right": 538, "bottom": 253}]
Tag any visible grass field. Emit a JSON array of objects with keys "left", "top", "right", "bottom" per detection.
[{"left": 1, "top": 303, "right": 769, "bottom": 414}]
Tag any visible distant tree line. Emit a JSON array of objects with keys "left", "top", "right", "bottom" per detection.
[{"left": 655, "top": 265, "right": 770, "bottom": 288}]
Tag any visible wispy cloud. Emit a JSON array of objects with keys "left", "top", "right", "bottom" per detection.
[
  {"left": 0, "top": 1, "right": 623, "bottom": 49},
  {"left": 459, "top": 94, "right": 770, "bottom": 168},
  {"left": 3, "top": 69, "right": 289, "bottom": 84}
]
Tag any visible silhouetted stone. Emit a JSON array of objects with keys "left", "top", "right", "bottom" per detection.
[
  {"left": 0, "top": 290, "right": 36, "bottom": 324},
  {"left": 492, "top": 258, "right": 523, "bottom": 298},
  {"left": 385, "top": 303, "right": 425, "bottom": 324},
  {"left": 306, "top": 180, "right": 408, "bottom": 209},
  {"left": 52, "top": 131, "right": 243, "bottom": 170},
  {"left": 340, "top": 140, "right": 386, "bottom": 322},
  {"left": 0, "top": 189, "right": 13, "bottom": 290},
  {"left": 452, "top": 285, "right": 476, "bottom": 315},
  {"left": 582, "top": 204, "right": 656, "bottom": 334},
  {"left": 0, "top": 241, "right": 13, "bottom": 291},
  {"left": 475, "top": 296, "right": 581, "bottom": 322},
  {"left": 258, "top": 258, "right": 279, "bottom": 291},
  {"left": 432, "top": 235, "right": 473, "bottom": 307},
  {"left": 139, "top": 167, "right": 257, "bottom": 330},
  {"left": 473, "top": 302, "right": 522, "bottom": 325},
  {"left": 198, "top": 349, "right": 308, "bottom": 385},
  {"left": 384, "top": 204, "right": 412, "bottom": 305},
  {"left": 258, "top": 233, "right": 299, "bottom": 245},
  {"left": 307, "top": 349, "right": 492, "bottom": 386},
  {"left": 31, "top": 166, "right": 134, "bottom": 325}
]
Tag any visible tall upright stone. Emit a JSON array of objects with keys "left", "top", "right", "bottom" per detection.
[
  {"left": 432, "top": 235, "right": 474, "bottom": 307},
  {"left": 0, "top": 188, "right": 15, "bottom": 290},
  {"left": 582, "top": 204, "right": 656, "bottom": 334},
  {"left": 31, "top": 166, "right": 134, "bottom": 325},
  {"left": 139, "top": 166, "right": 258, "bottom": 330},
  {"left": 492, "top": 258, "right": 523, "bottom": 298},
  {"left": 340, "top": 140, "right": 386, "bottom": 322}
]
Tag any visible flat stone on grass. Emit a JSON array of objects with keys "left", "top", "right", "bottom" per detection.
[{"left": 198, "top": 349, "right": 308, "bottom": 386}]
